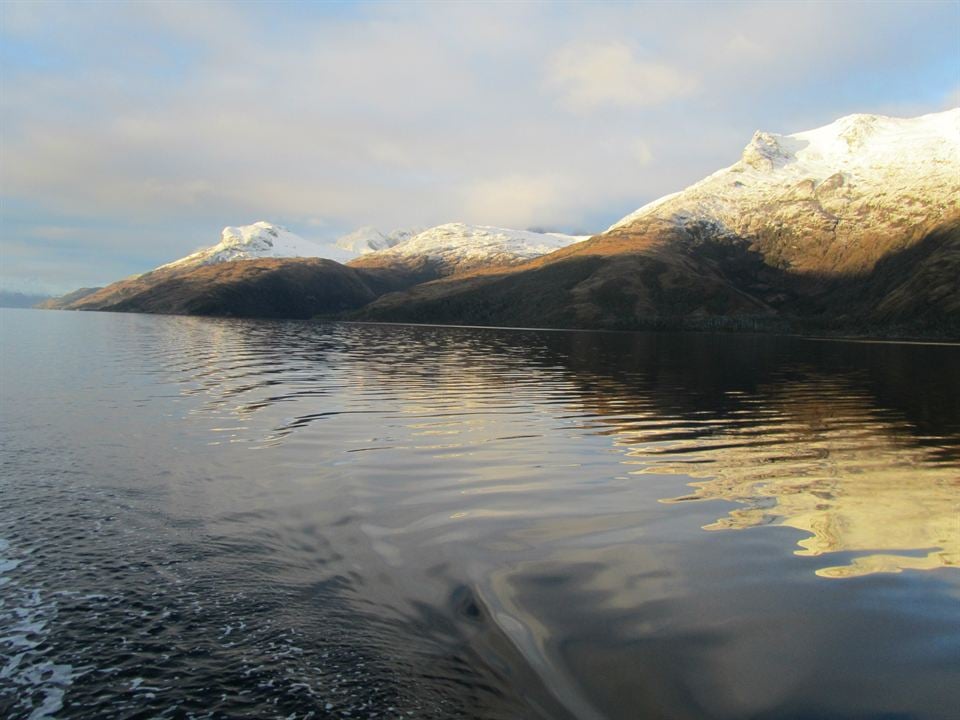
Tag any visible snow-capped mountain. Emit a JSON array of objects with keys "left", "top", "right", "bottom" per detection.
[
  {"left": 155, "top": 221, "right": 582, "bottom": 277},
  {"left": 359, "top": 109, "right": 960, "bottom": 334},
  {"left": 608, "top": 109, "right": 960, "bottom": 273},
  {"left": 58, "top": 219, "right": 592, "bottom": 314},
  {"left": 158, "top": 222, "right": 429, "bottom": 272},
  {"left": 334, "top": 226, "right": 422, "bottom": 256},
  {"left": 159, "top": 222, "right": 339, "bottom": 270},
  {"left": 352, "top": 223, "right": 589, "bottom": 275}
]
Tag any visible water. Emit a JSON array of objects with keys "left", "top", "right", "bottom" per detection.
[{"left": 1, "top": 308, "right": 957, "bottom": 720}]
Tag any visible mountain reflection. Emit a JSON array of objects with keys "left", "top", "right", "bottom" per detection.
[
  {"left": 533, "top": 332, "right": 960, "bottom": 579},
  {"left": 626, "top": 371, "right": 960, "bottom": 577},
  {"left": 159, "top": 320, "right": 960, "bottom": 580}
]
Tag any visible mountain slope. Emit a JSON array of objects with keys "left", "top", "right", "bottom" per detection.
[
  {"left": 35, "top": 287, "right": 102, "bottom": 309},
  {"left": 606, "top": 109, "right": 959, "bottom": 276},
  {"left": 359, "top": 216, "right": 960, "bottom": 334},
  {"left": 359, "top": 110, "right": 960, "bottom": 336},
  {"left": 68, "top": 259, "right": 420, "bottom": 318},
  {"left": 52, "top": 221, "right": 407, "bottom": 313}
]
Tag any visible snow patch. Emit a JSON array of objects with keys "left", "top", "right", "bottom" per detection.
[
  {"left": 159, "top": 222, "right": 339, "bottom": 270},
  {"left": 334, "top": 226, "right": 422, "bottom": 255},
  {"left": 156, "top": 222, "right": 429, "bottom": 272},
  {"left": 373, "top": 223, "right": 589, "bottom": 266}
]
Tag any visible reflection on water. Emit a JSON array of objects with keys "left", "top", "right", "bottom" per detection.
[
  {"left": 640, "top": 373, "right": 960, "bottom": 577},
  {"left": 1, "top": 310, "right": 958, "bottom": 720}
]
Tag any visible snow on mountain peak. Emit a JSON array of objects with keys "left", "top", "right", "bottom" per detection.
[
  {"left": 740, "top": 130, "right": 801, "bottom": 170},
  {"left": 334, "top": 226, "right": 422, "bottom": 255},
  {"left": 158, "top": 221, "right": 331, "bottom": 271},
  {"left": 335, "top": 226, "right": 387, "bottom": 253},
  {"left": 832, "top": 113, "right": 883, "bottom": 148},
  {"left": 368, "top": 222, "right": 589, "bottom": 270},
  {"left": 609, "top": 109, "right": 960, "bottom": 235},
  {"left": 153, "top": 219, "right": 586, "bottom": 276},
  {"left": 220, "top": 222, "right": 289, "bottom": 250}
]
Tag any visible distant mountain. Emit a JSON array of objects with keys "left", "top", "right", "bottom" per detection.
[
  {"left": 66, "top": 258, "right": 419, "bottom": 319},
  {"left": 157, "top": 222, "right": 352, "bottom": 268},
  {"left": 99, "top": 220, "right": 580, "bottom": 283},
  {"left": 35, "top": 287, "right": 102, "bottom": 310},
  {"left": 0, "top": 291, "right": 52, "bottom": 308},
  {"left": 148, "top": 221, "right": 423, "bottom": 271},
  {"left": 334, "top": 226, "right": 422, "bottom": 256},
  {"left": 358, "top": 110, "right": 960, "bottom": 337},
  {"left": 53, "top": 222, "right": 389, "bottom": 313},
  {"left": 51, "top": 221, "right": 588, "bottom": 316}
]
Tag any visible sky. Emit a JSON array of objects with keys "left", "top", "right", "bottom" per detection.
[{"left": 1, "top": 0, "right": 958, "bottom": 294}]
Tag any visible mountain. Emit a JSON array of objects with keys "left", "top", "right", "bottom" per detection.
[
  {"left": 67, "top": 258, "right": 419, "bottom": 318},
  {"left": 50, "top": 221, "right": 588, "bottom": 316},
  {"left": 51, "top": 222, "right": 384, "bottom": 313},
  {"left": 334, "top": 226, "right": 422, "bottom": 256},
  {"left": 358, "top": 110, "right": 960, "bottom": 337},
  {"left": 150, "top": 221, "right": 420, "bottom": 270},
  {"left": 35, "top": 287, "right": 102, "bottom": 309},
  {"left": 45, "top": 110, "right": 958, "bottom": 335},
  {"left": 0, "top": 291, "right": 52, "bottom": 308},
  {"left": 605, "top": 109, "right": 957, "bottom": 275},
  {"left": 158, "top": 221, "right": 354, "bottom": 268},
  {"left": 349, "top": 223, "right": 588, "bottom": 277},
  {"left": 131, "top": 220, "right": 581, "bottom": 279}
]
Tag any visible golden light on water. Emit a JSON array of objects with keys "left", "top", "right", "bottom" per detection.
[
  {"left": 671, "top": 463, "right": 958, "bottom": 578},
  {"left": 618, "top": 376, "right": 960, "bottom": 578}
]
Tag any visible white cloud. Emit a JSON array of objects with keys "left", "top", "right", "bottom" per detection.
[
  {"left": 723, "top": 33, "right": 770, "bottom": 62},
  {"left": 463, "top": 174, "right": 573, "bottom": 229},
  {"left": 630, "top": 140, "right": 653, "bottom": 166},
  {"left": 546, "top": 41, "right": 698, "bottom": 111}
]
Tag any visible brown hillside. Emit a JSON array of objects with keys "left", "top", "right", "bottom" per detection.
[
  {"left": 67, "top": 258, "right": 422, "bottom": 319},
  {"left": 357, "top": 215, "right": 960, "bottom": 336}
]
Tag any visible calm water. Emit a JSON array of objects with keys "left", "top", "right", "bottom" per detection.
[{"left": 1, "top": 308, "right": 958, "bottom": 720}]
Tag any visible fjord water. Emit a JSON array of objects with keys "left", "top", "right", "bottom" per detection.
[{"left": 1, "top": 309, "right": 958, "bottom": 720}]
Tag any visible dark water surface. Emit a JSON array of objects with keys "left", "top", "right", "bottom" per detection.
[{"left": 1, "top": 308, "right": 958, "bottom": 720}]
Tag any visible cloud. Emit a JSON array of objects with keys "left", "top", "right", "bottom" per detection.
[
  {"left": 463, "top": 174, "right": 573, "bottom": 229},
  {"left": 722, "top": 33, "right": 770, "bottom": 62},
  {"left": 546, "top": 41, "right": 698, "bottom": 111},
  {"left": 630, "top": 140, "right": 653, "bottom": 166}
]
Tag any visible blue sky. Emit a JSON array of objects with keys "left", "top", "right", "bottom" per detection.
[{"left": 1, "top": 0, "right": 958, "bottom": 293}]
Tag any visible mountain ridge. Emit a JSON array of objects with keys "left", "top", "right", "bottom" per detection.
[
  {"left": 53, "top": 221, "right": 589, "bottom": 314},
  {"left": 357, "top": 109, "right": 960, "bottom": 336},
  {"left": 42, "top": 109, "right": 959, "bottom": 338}
]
